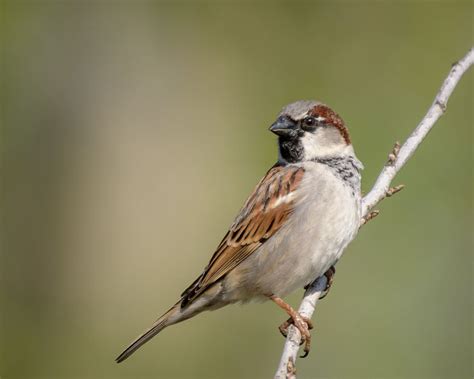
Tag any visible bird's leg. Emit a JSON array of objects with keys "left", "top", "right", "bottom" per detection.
[
  {"left": 270, "top": 295, "right": 313, "bottom": 358},
  {"left": 303, "top": 266, "right": 336, "bottom": 300},
  {"left": 318, "top": 265, "right": 336, "bottom": 300}
]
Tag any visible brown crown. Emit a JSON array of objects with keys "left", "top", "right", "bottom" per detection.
[{"left": 310, "top": 104, "right": 351, "bottom": 144}]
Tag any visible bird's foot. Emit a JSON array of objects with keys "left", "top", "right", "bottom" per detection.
[
  {"left": 270, "top": 295, "right": 314, "bottom": 358},
  {"left": 278, "top": 314, "right": 313, "bottom": 338},
  {"left": 278, "top": 314, "right": 313, "bottom": 357}
]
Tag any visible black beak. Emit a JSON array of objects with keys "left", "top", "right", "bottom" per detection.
[{"left": 269, "top": 116, "right": 298, "bottom": 137}]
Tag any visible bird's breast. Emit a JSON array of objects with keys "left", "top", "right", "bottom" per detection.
[
  {"left": 222, "top": 160, "right": 362, "bottom": 301},
  {"left": 294, "top": 162, "right": 361, "bottom": 268},
  {"left": 253, "top": 161, "right": 361, "bottom": 297}
]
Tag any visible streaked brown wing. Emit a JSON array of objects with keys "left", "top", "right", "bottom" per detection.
[{"left": 181, "top": 163, "right": 305, "bottom": 307}]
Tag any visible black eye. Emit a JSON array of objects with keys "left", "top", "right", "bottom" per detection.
[{"left": 302, "top": 116, "right": 316, "bottom": 130}]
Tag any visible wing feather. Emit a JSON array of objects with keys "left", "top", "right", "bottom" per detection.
[{"left": 180, "top": 164, "right": 304, "bottom": 307}]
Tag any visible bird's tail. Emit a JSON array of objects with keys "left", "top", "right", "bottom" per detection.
[{"left": 115, "top": 301, "right": 184, "bottom": 363}]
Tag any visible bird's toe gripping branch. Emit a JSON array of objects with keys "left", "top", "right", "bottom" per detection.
[{"left": 271, "top": 296, "right": 314, "bottom": 358}]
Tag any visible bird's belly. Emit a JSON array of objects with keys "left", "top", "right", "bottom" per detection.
[
  {"left": 224, "top": 167, "right": 361, "bottom": 300},
  {"left": 259, "top": 204, "right": 358, "bottom": 296}
]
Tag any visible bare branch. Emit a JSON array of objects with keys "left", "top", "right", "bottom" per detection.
[
  {"left": 274, "top": 47, "right": 474, "bottom": 379},
  {"left": 361, "top": 47, "right": 474, "bottom": 217},
  {"left": 274, "top": 275, "right": 327, "bottom": 379}
]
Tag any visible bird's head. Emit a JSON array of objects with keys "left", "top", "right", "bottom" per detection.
[{"left": 270, "top": 100, "right": 354, "bottom": 163}]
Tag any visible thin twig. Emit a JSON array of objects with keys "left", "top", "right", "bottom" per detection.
[
  {"left": 360, "top": 209, "right": 380, "bottom": 226},
  {"left": 361, "top": 47, "right": 474, "bottom": 217},
  {"left": 274, "top": 47, "right": 474, "bottom": 379}
]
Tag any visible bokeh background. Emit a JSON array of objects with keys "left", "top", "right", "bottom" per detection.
[{"left": 2, "top": 2, "right": 472, "bottom": 379}]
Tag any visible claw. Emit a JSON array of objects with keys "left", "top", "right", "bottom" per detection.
[
  {"left": 300, "top": 347, "right": 310, "bottom": 358},
  {"left": 277, "top": 314, "right": 313, "bottom": 356},
  {"left": 279, "top": 318, "right": 291, "bottom": 338}
]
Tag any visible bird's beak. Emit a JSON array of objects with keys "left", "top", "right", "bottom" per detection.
[{"left": 269, "top": 116, "right": 298, "bottom": 137}]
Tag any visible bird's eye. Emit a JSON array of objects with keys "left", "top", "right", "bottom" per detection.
[{"left": 302, "top": 116, "right": 317, "bottom": 130}]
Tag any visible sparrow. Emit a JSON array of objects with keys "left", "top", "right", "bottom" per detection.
[{"left": 116, "top": 100, "right": 363, "bottom": 363}]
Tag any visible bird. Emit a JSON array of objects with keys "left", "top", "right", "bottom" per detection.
[{"left": 116, "top": 100, "right": 363, "bottom": 363}]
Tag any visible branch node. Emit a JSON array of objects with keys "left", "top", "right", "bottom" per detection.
[
  {"left": 286, "top": 357, "right": 297, "bottom": 379},
  {"left": 360, "top": 210, "right": 380, "bottom": 226},
  {"left": 435, "top": 99, "right": 447, "bottom": 112},
  {"left": 386, "top": 184, "right": 405, "bottom": 197},
  {"left": 386, "top": 141, "right": 400, "bottom": 166}
]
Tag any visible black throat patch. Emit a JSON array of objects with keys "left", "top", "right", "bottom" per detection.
[{"left": 278, "top": 137, "right": 304, "bottom": 163}]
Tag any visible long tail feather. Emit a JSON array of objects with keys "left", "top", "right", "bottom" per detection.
[{"left": 115, "top": 301, "right": 181, "bottom": 363}]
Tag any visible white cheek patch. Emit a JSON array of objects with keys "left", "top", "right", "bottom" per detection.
[
  {"left": 301, "top": 133, "right": 322, "bottom": 160},
  {"left": 301, "top": 128, "right": 353, "bottom": 160}
]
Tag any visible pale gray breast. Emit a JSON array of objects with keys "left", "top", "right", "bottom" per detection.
[
  {"left": 224, "top": 158, "right": 362, "bottom": 299},
  {"left": 291, "top": 158, "right": 361, "bottom": 277}
]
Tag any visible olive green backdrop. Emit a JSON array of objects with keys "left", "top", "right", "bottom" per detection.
[{"left": 2, "top": 1, "right": 472, "bottom": 379}]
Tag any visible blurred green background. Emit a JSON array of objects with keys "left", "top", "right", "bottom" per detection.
[{"left": 1, "top": 2, "right": 472, "bottom": 379}]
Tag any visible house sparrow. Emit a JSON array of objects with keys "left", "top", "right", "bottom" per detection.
[{"left": 116, "top": 100, "right": 363, "bottom": 363}]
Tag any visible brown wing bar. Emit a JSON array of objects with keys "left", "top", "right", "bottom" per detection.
[{"left": 180, "top": 163, "right": 304, "bottom": 307}]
